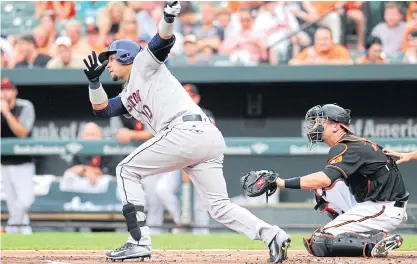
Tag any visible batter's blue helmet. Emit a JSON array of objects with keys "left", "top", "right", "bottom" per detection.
[{"left": 98, "top": 39, "right": 142, "bottom": 65}]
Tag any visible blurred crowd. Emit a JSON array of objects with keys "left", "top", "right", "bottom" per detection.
[{"left": 1, "top": 1, "right": 417, "bottom": 68}]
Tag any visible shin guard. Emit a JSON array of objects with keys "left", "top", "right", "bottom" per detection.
[{"left": 123, "top": 203, "right": 145, "bottom": 241}]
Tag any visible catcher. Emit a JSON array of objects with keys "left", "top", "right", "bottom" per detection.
[{"left": 241, "top": 104, "right": 408, "bottom": 258}]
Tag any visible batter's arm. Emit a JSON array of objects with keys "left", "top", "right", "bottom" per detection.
[
  {"left": 132, "top": 2, "right": 180, "bottom": 77},
  {"left": 92, "top": 95, "right": 128, "bottom": 118}
]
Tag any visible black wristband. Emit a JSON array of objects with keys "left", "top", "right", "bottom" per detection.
[
  {"left": 164, "top": 15, "right": 175, "bottom": 23},
  {"left": 284, "top": 177, "right": 301, "bottom": 189}
]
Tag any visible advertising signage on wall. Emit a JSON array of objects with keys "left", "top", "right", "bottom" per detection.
[
  {"left": 301, "top": 118, "right": 417, "bottom": 138},
  {"left": 30, "top": 118, "right": 417, "bottom": 140}
]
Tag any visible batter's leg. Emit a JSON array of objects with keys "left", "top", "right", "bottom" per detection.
[
  {"left": 192, "top": 185, "right": 210, "bottom": 234},
  {"left": 184, "top": 157, "right": 291, "bottom": 263},
  {"left": 108, "top": 127, "right": 205, "bottom": 261},
  {"left": 142, "top": 174, "right": 165, "bottom": 234},
  {"left": 155, "top": 170, "right": 181, "bottom": 225}
]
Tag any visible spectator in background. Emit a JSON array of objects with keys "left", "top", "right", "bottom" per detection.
[
  {"left": 193, "top": 3, "right": 224, "bottom": 53},
  {"left": 407, "top": 2, "right": 417, "bottom": 22},
  {"left": 131, "top": 2, "right": 167, "bottom": 38},
  {"left": 1, "top": 78, "right": 36, "bottom": 234},
  {"left": 75, "top": 1, "right": 108, "bottom": 25},
  {"left": 33, "top": 26, "right": 51, "bottom": 55},
  {"left": 35, "top": 1, "right": 76, "bottom": 22},
  {"left": 39, "top": 13, "right": 58, "bottom": 49},
  {"left": 173, "top": 34, "right": 206, "bottom": 65},
  {"left": 289, "top": 26, "right": 352, "bottom": 65},
  {"left": 371, "top": 2, "right": 406, "bottom": 59},
  {"left": 254, "top": 2, "right": 310, "bottom": 65},
  {"left": 178, "top": 1, "right": 199, "bottom": 35},
  {"left": 62, "top": 122, "right": 114, "bottom": 188},
  {"left": 0, "top": 36, "right": 12, "bottom": 68},
  {"left": 64, "top": 20, "right": 91, "bottom": 57},
  {"left": 345, "top": 1, "right": 366, "bottom": 52},
  {"left": 403, "top": 5, "right": 417, "bottom": 51},
  {"left": 14, "top": 34, "right": 51, "bottom": 68},
  {"left": 96, "top": 7, "right": 115, "bottom": 48},
  {"left": 402, "top": 30, "right": 417, "bottom": 64},
  {"left": 107, "top": 1, "right": 126, "bottom": 34},
  {"left": 227, "top": 1, "right": 264, "bottom": 14},
  {"left": 86, "top": 25, "right": 106, "bottom": 54},
  {"left": 356, "top": 36, "right": 388, "bottom": 64},
  {"left": 219, "top": 9, "right": 267, "bottom": 65},
  {"left": 115, "top": 8, "right": 139, "bottom": 42},
  {"left": 214, "top": 6, "right": 240, "bottom": 40},
  {"left": 46, "top": 36, "right": 84, "bottom": 69},
  {"left": 301, "top": 2, "right": 343, "bottom": 44}
]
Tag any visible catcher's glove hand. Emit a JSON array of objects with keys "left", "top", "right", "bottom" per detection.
[
  {"left": 240, "top": 170, "right": 279, "bottom": 198},
  {"left": 164, "top": 1, "right": 181, "bottom": 20}
]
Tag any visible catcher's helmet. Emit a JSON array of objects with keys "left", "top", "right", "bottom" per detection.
[
  {"left": 304, "top": 104, "right": 353, "bottom": 149},
  {"left": 98, "top": 39, "right": 142, "bottom": 65}
]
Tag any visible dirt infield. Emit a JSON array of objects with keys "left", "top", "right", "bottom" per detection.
[{"left": 1, "top": 250, "right": 416, "bottom": 264}]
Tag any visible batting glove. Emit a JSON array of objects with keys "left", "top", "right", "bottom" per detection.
[
  {"left": 83, "top": 51, "right": 108, "bottom": 84},
  {"left": 164, "top": 1, "right": 181, "bottom": 22}
]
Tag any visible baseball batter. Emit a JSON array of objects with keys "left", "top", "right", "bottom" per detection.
[
  {"left": 241, "top": 104, "right": 408, "bottom": 258},
  {"left": 82, "top": 2, "right": 291, "bottom": 262}
]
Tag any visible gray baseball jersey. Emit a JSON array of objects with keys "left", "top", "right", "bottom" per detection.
[{"left": 120, "top": 48, "right": 207, "bottom": 135}]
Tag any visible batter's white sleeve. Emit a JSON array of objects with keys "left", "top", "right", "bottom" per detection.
[{"left": 132, "top": 47, "right": 163, "bottom": 80}]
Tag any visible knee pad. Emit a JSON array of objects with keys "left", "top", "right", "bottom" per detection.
[
  {"left": 314, "top": 193, "right": 340, "bottom": 220},
  {"left": 123, "top": 203, "right": 145, "bottom": 241},
  {"left": 308, "top": 230, "right": 387, "bottom": 257}
]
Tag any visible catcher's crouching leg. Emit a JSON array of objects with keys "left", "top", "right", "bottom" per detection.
[{"left": 303, "top": 230, "right": 387, "bottom": 257}]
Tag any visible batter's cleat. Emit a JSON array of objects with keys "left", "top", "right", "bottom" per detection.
[
  {"left": 267, "top": 234, "right": 291, "bottom": 263},
  {"left": 105, "top": 243, "right": 151, "bottom": 261},
  {"left": 371, "top": 234, "right": 403, "bottom": 258}
]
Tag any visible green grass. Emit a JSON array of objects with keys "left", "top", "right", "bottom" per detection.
[{"left": 1, "top": 233, "right": 417, "bottom": 251}]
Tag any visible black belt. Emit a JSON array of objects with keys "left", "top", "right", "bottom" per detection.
[
  {"left": 394, "top": 195, "right": 409, "bottom": 208},
  {"left": 182, "top": 114, "right": 202, "bottom": 122},
  {"left": 367, "top": 165, "right": 391, "bottom": 181}
]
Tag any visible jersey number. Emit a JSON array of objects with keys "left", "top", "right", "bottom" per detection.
[{"left": 126, "top": 90, "right": 153, "bottom": 122}]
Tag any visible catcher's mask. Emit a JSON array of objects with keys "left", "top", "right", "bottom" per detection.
[{"left": 304, "top": 104, "right": 353, "bottom": 149}]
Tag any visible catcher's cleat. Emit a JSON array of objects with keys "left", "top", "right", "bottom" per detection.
[
  {"left": 371, "top": 234, "right": 403, "bottom": 258},
  {"left": 105, "top": 242, "right": 151, "bottom": 261},
  {"left": 267, "top": 233, "right": 291, "bottom": 263}
]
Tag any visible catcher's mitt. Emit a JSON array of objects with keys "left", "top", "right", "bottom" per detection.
[{"left": 240, "top": 170, "right": 279, "bottom": 198}]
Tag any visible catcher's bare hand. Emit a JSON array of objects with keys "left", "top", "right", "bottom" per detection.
[
  {"left": 240, "top": 170, "right": 279, "bottom": 197},
  {"left": 384, "top": 149, "right": 416, "bottom": 164},
  {"left": 276, "top": 177, "right": 285, "bottom": 188}
]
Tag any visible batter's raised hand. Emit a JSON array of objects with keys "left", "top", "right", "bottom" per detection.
[{"left": 83, "top": 51, "right": 108, "bottom": 84}]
